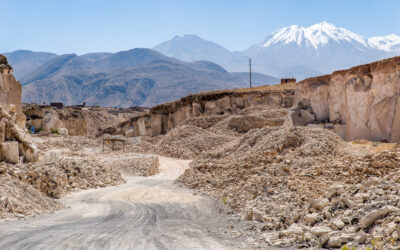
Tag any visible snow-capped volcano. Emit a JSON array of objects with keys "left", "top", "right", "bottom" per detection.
[
  {"left": 154, "top": 22, "right": 398, "bottom": 80},
  {"left": 259, "top": 21, "right": 369, "bottom": 51},
  {"left": 368, "top": 34, "right": 400, "bottom": 52},
  {"left": 244, "top": 21, "right": 391, "bottom": 79}
]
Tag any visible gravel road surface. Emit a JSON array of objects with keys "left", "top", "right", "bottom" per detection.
[{"left": 0, "top": 156, "right": 247, "bottom": 250}]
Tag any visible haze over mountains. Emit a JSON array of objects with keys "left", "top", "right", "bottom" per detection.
[
  {"left": 4, "top": 21, "right": 400, "bottom": 107},
  {"left": 15, "top": 49, "right": 277, "bottom": 107},
  {"left": 4, "top": 50, "right": 58, "bottom": 79}
]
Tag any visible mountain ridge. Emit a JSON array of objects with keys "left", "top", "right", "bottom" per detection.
[
  {"left": 20, "top": 48, "right": 274, "bottom": 107},
  {"left": 154, "top": 22, "right": 399, "bottom": 79}
]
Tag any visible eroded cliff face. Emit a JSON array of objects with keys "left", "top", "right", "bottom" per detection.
[
  {"left": 0, "top": 55, "right": 37, "bottom": 163},
  {"left": 0, "top": 55, "right": 25, "bottom": 127},
  {"left": 293, "top": 56, "right": 400, "bottom": 142},
  {"left": 24, "top": 105, "right": 86, "bottom": 136},
  {"left": 24, "top": 105, "right": 143, "bottom": 136},
  {"left": 128, "top": 89, "right": 295, "bottom": 137}
]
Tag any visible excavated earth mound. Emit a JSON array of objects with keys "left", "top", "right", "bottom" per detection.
[
  {"left": 152, "top": 125, "right": 237, "bottom": 159},
  {"left": 1, "top": 158, "right": 124, "bottom": 199},
  {"left": 0, "top": 177, "right": 62, "bottom": 220},
  {"left": 100, "top": 154, "right": 160, "bottom": 177},
  {"left": 179, "top": 127, "right": 400, "bottom": 248},
  {"left": 125, "top": 105, "right": 288, "bottom": 159}
]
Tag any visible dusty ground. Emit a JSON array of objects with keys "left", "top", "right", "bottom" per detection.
[
  {"left": 0, "top": 157, "right": 257, "bottom": 250},
  {"left": 122, "top": 104, "right": 400, "bottom": 249},
  {"left": 178, "top": 127, "right": 400, "bottom": 248},
  {"left": 0, "top": 134, "right": 277, "bottom": 250},
  {"left": 2, "top": 103, "right": 400, "bottom": 249}
]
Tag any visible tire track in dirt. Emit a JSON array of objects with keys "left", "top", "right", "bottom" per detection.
[{"left": 0, "top": 156, "right": 241, "bottom": 250}]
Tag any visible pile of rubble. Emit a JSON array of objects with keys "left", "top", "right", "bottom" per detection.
[
  {"left": 152, "top": 125, "right": 237, "bottom": 159},
  {"left": 183, "top": 106, "right": 288, "bottom": 135},
  {"left": 178, "top": 126, "right": 400, "bottom": 248},
  {"left": 1, "top": 157, "right": 124, "bottom": 198},
  {"left": 0, "top": 106, "right": 38, "bottom": 164},
  {"left": 224, "top": 106, "right": 288, "bottom": 133},
  {"left": 0, "top": 177, "right": 62, "bottom": 220},
  {"left": 100, "top": 154, "right": 159, "bottom": 177},
  {"left": 35, "top": 136, "right": 102, "bottom": 153}
]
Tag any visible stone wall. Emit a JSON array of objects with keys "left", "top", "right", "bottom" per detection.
[
  {"left": 128, "top": 89, "right": 295, "bottom": 137},
  {"left": 293, "top": 56, "right": 400, "bottom": 142}
]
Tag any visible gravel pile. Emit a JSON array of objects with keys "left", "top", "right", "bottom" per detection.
[
  {"left": 0, "top": 177, "right": 63, "bottom": 220},
  {"left": 152, "top": 125, "right": 237, "bottom": 159},
  {"left": 1, "top": 158, "right": 124, "bottom": 199},
  {"left": 179, "top": 126, "right": 400, "bottom": 248},
  {"left": 100, "top": 154, "right": 160, "bottom": 176},
  {"left": 206, "top": 107, "right": 288, "bottom": 135},
  {"left": 183, "top": 114, "right": 230, "bottom": 129}
]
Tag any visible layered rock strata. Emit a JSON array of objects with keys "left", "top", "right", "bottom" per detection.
[
  {"left": 24, "top": 105, "right": 142, "bottom": 136},
  {"left": 0, "top": 55, "right": 37, "bottom": 163},
  {"left": 293, "top": 56, "right": 400, "bottom": 142},
  {"left": 0, "top": 55, "right": 25, "bottom": 127},
  {"left": 127, "top": 89, "right": 295, "bottom": 137}
]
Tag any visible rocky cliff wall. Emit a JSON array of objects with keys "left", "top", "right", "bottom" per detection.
[
  {"left": 24, "top": 105, "right": 86, "bottom": 136},
  {"left": 0, "top": 55, "right": 37, "bottom": 163},
  {"left": 293, "top": 56, "right": 400, "bottom": 142},
  {"left": 128, "top": 89, "right": 295, "bottom": 137},
  {"left": 24, "top": 105, "right": 142, "bottom": 137},
  {"left": 0, "top": 55, "right": 25, "bottom": 127}
]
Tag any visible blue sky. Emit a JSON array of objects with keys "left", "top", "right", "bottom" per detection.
[{"left": 1, "top": 0, "right": 400, "bottom": 54}]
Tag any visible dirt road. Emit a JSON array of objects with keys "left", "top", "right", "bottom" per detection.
[{"left": 0, "top": 156, "right": 245, "bottom": 250}]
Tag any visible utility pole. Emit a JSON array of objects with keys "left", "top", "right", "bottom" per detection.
[{"left": 249, "top": 58, "right": 252, "bottom": 88}]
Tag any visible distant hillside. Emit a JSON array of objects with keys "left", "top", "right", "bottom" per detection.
[
  {"left": 21, "top": 48, "right": 250, "bottom": 107},
  {"left": 153, "top": 34, "right": 247, "bottom": 72},
  {"left": 79, "top": 53, "right": 112, "bottom": 62},
  {"left": 4, "top": 50, "right": 58, "bottom": 79}
]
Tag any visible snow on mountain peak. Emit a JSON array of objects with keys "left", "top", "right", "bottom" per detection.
[
  {"left": 309, "top": 21, "right": 336, "bottom": 30},
  {"left": 261, "top": 22, "right": 368, "bottom": 50},
  {"left": 368, "top": 34, "right": 400, "bottom": 52}
]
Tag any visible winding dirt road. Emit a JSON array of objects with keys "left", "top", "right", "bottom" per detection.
[{"left": 0, "top": 156, "right": 243, "bottom": 250}]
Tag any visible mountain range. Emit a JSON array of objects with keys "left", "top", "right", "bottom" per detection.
[
  {"left": 154, "top": 22, "right": 400, "bottom": 79},
  {"left": 4, "top": 21, "right": 400, "bottom": 107},
  {"left": 15, "top": 49, "right": 277, "bottom": 107}
]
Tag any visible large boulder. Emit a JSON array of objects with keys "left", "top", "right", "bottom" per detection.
[{"left": 1, "top": 141, "right": 19, "bottom": 164}]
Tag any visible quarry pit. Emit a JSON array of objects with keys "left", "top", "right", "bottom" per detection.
[{"left": 1, "top": 55, "right": 400, "bottom": 249}]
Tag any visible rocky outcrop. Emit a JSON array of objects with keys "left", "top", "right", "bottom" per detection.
[
  {"left": 24, "top": 105, "right": 86, "bottom": 136},
  {"left": 0, "top": 55, "right": 25, "bottom": 127},
  {"left": 128, "top": 89, "right": 295, "bottom": 137},
  {"left": 0, "top": 55, "right": 38, "bottom": 163},
  {"left": 293, "top": 56, "right": 400, "bottom": 142},
  {"left": 24, "top": 105, "right": 141, "bottom": 136}
]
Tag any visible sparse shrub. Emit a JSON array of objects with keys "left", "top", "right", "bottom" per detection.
[
  {"left": 340, "top": 245, "right": 356, "bottom": 250},
  {"left": 50, "top": 128, "right": 59, "bottom": 134}
]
